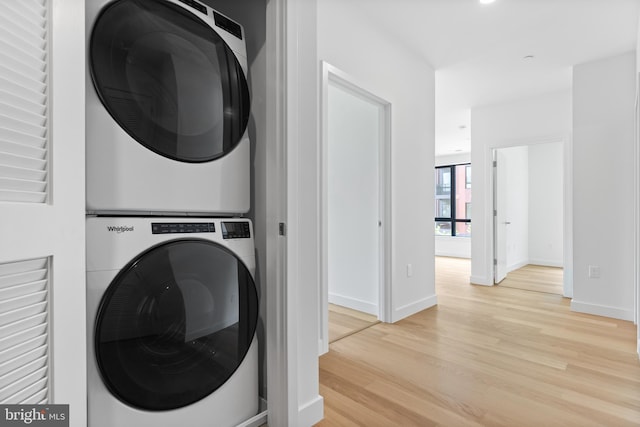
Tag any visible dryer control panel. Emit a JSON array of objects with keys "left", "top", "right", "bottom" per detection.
[
  {"left": 221, "top": 221, "right": 251, "bottom": 239},
  {"left": 151, "top": 222, "right": 216, "bottom": 234}
]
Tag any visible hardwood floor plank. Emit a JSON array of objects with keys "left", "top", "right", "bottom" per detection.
[
  {"left": 328, "top": 303, "right": 379, "bottom": 343},
  {"left": 316, "top": 257, "right": 640, "bottom": 426},
  {"left": 498, "top": 264, "right": 564, "bottom": 295}
]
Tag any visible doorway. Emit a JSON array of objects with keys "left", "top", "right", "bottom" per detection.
[
  {"left": 493, "top": 142, "right": 566, "bottom": 295},
  {"left": 319, "top": 62, "right": 391, "bottom": 354}
]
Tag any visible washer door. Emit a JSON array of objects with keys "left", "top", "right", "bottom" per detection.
[
  {"left": 95, "top": 239, "right": 258, "bottom": 410},
  {"left": 89, "top": 0, "right": 250, "bottom": 163}
]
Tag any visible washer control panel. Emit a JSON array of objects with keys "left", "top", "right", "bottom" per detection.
[
  {"left": 221, "top": 221, "right": 251, "bottom": 239},
  {"left": 151, "top": 222, "right": 216, "bottom": 234}
]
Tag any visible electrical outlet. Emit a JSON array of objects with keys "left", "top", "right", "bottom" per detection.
[{"left": 588, "top": 265, "right": 600, "bottom": 279}]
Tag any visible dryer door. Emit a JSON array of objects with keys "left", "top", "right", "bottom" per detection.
[
  {"left": 89, "top": 0, "right": 250, "bottom": 163},
  {"left": 94, "top": 239, "right": 258, "bottom": 410}
]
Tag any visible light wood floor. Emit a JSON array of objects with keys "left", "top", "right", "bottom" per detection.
[
  {"left": 499, "top": 264, "right": 564, "bottom": 295},
  {"left": 316, "top": 257, "right": 640, "bottom": 426},
  {"left": 329, "top": 304, "right": 379, "bottom": 343}
]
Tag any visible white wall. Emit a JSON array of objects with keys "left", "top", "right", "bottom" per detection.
[
  {"left": 318, "top": 0, "right": 437, "bottom": 321},
  {"left": 529, "top": 142, "right": 564, "bottom": 267},
  {"left": 435, "top": 153, "right": 471, "bottom": 258},
  {"left": 572, "top": 51, "right": 637, "bottom": 321},
  {"left": 500, "top": 146, "right": 530, "bottom": 272},
  {"left": 327, "top": 83, "right": 380, "bottom": 314},
  {"left": 470, "top": 90, "right": 572, "bottom": 286},
  {"left": 435, "top": 237, "right": 472, "bottom": 259}
]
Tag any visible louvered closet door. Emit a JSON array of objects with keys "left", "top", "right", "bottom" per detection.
[
  {"left": 0, "top": 0, "right": 86, "bottom": 420},
  {"left": 0, "top": 1, "right": 48, "bottom": 203},
  {"left": 0, "top": 258, "right": 49, "bottom": 404},
  {"left": 0, "top": 0, "right": 51, "bottom": 405}
]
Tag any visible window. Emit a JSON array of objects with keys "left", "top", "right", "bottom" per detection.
[{"left": 435, "top": 164, "right": 471, "bottom": 237}]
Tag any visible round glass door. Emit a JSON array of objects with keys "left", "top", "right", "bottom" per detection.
[
  {"left": 95, "top": 239, "right": 258, "bottom": 410},
  {"left": 89, "top": 0, "right": 250, "bottom": 163}
]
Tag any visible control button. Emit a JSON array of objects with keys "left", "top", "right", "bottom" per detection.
[{"left": 152, "top": 223, "right": 216, "bottom": 234}]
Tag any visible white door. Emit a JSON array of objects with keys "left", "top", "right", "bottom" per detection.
[
  {"left": 319, "top": 63, "right": 391, "bottom": 355},
  {"left": 0, "top": 0, "right": 86, "bottom": 423},
  {"left": 494, "top": 150, "right": 508, "bottom": 283}
]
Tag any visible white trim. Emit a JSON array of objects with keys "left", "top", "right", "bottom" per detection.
[
  {"left": 298, "top": 396, "right": 325, "bottom": 427},
  {"left": 328, "top": 293, "right": 378, "bottom": 316},
  {"left": 570, "top": 300, "right": 635, "bottom": 321},
  {"left": 636, "top": 71, "right": 640, "bottom": 353},
  {"left": 528, "top": 259, "right": 564, "bottom": 268},
  {"left": 435, "top": 251, "right": 472, "bottom": 259},
  {"left": 492, "top": 148, "right": 503, "bottom": 284},
  {"left": 489, "top": 135, "right": 573, "bottom": 298},
  {"left": 282, "top": 0, "right": 323, "bottom": 425},
  {"left": 265, "top": 0, "right": 294, "bottom": 425},
  {"left": 319, "top": 61, "right": 392, "bottom": 355},
  {"left": 392, "top": 295, "right": 437, "bottom": 322},
  {"left": 563, "top": 133, "right": 574, "bottom": 299},
  {"left": 50, "top": 0, "right": 87, "bottom": 421}
]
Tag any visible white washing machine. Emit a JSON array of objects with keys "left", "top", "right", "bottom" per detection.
[
  {"left": 86, "top": 217, "right": 259, "bottom": 427},
  {"left": 86, "top": 0, "right": 251, "bottom": 215}
]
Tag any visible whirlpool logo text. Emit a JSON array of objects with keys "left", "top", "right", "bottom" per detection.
[{"left": 106, "top": 226, "right": 134, "bottom": 233}]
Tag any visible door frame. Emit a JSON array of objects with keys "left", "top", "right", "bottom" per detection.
[
  {"left": 318, "top": 61, "right": 392, "bottom": 355},
  {"left": 490, "top": 137, "right": 573, "bottom": 298},
  {"left": 493, "top": 149, "right": 508, "bottom": 284},
  {"left": 634, "top": 71, "right": 639, "bottom": 353}
]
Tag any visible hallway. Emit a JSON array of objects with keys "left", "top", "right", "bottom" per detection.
[{"left": 317, "top": 257, "right": 640, "bottom": 426}]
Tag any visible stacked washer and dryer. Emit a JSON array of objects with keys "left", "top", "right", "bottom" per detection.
[{"left": 84, "top": 1, "right": 260, "bottom": 426}]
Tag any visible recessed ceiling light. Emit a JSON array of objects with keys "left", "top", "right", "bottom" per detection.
[{"left": 479, "top": 0, "right": 496, "bottom": 4}]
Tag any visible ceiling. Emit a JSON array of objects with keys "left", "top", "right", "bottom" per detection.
[{"left": 353, "top": 0, "right": 640, "bottom": 155}]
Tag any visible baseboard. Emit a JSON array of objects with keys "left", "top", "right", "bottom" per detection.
[
  {"left": 392, "top": 294, "right": 437, "bottom": 322},
  {"left": 318, "top": 337, "right": 328, "bottom": 356},
  {"left": 298, "top": 395, "right": 324, "bottom": 427},
  {"left": 328, "top": 293, "right": 377, "bottom": 315},
  {"left": 470, "top": 275, "right": 493, "bottom": 286},
  {"left": 435, "top": 251, "right": 471, "bottom": 259},
  {"left": 529, "top": 258, "right": 563, "bottom": 268},
  {"left": 570, "top": 300, "right": 634, "bottom": 321}
]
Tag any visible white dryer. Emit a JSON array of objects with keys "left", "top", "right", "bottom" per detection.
[
  {"left": 86, "top": 217, "right": 259, "bottom": 427},
  {"left": 86, "top": 0, "right": 251, "bottom": 215}
]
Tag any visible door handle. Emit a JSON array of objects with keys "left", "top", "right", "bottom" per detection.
[{"left": 503, "top": 221, "right": 511, "bottom": 225}]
